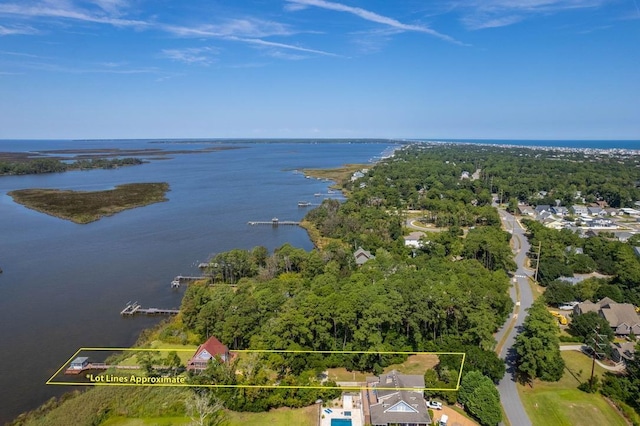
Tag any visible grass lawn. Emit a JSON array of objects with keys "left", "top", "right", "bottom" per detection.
[
  {"left": 101, "top": 416, "right": 192, "bottom": 426},
  {"left": 117, "top": 341, "right": 198, "bottom": 367},
  {"left": 383, "top": 354, "right": 441, "bottom": 375},
  {"left": 327, "top": 354, "right": 441, "bottom": 382},
  {"left": 326, "top": 367, "right": 369, "bottom": 382},
  {"left": 518, "top": 350, "right": 627, "bottom": 426},
  {"left": 101, "top": 406, "right": 318, "bottom": 426},
  {"left": 225, "top": 406, "right": 318, "bottom": 426}
]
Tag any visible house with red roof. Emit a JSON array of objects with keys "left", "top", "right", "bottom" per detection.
[{"left": 186, "top": 336, "right": 230, "bottom": 372}]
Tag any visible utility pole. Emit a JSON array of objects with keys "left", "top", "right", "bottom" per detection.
[
  {"left": 589, "top": 326, "right": 607, "bottom": 388},
  {"left": 534, "top": 242, "right": 542, "bottom": 282}
]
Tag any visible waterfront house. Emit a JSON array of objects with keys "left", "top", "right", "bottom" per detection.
[
  {"left": 187, "top": 336, "right": 230, "bottom": 372},
  {"left": 364, "top": 370, "right": 431, "bottom": 426}
]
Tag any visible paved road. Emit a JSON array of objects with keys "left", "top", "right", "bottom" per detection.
[{"left": 495, "top": 208, "right": 534, "bottom": 426}]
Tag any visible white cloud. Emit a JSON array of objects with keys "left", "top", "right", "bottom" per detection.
[
  {"left": 90, "top": 0, "right": 129, "bottom": 16},
  {"left": 0, "top": 50, "right": 43, "bottom": 57},
  {"left": 0, "top": 24, "right": 40, "bottom": 35},
  {"left": 286, "top": 0, "right": 465, "bottom": 45},
  {"left": 452, "top": 0, "right": 610, "bottom": 29},
  {"left": 0, "top": 2, "right": 150, "bottom": 28},
  {"left": 266, "top": 50, "right": 307, "bottom": 60},
  {"left": 161, "top": 47, "right": 218, "bottom": 65},
  {"left": 0, "top": 1, "right": 338, "bottom": 59},
  {"left": 224, "top": 35, "right": 339, "bottom": 56},
  {"left": 162, "top": 18, "right": 294, "bottom": 39}
]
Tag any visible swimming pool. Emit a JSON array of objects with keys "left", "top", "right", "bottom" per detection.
[{"left": 330, "top": 419, "right": 352, "bottom": 426}]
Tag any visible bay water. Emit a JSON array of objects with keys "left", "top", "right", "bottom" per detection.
[{"left": 0, "top": 140, "right": 393, "bottom": 423}]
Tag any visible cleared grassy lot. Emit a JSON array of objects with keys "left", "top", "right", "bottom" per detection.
[
  {"left": 327, "top": 353, "right": 442, "bottom": 382},
  {"left": 518, "top": 350, "right": 627, "bottom": 426},
  {"left": 102, "top": 406, "right": 318, "bottom": 426}
]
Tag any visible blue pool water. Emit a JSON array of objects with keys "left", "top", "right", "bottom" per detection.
[{"left": 331, "top": 420, "right": 352, "bottom": 426}]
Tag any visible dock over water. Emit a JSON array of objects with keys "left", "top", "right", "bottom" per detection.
[
  {"left": 120, "top": 302, "right": 179, "bottom": 316},
  {"left": 171, "top": 275, "right": 207, "bottom": 288},
  {"left": 248, "top": 217, "right": 300, "bottom": 226}
]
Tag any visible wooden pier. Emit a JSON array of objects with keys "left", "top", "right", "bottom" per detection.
[
  {"left": 247, "top": 217, "right": 300, "bottom": 226},
  {"left": 120, "top": 302, "right": 180, "bottom": 316},
  {"left": 65, "top": 363, "right": 141, "bottom": 375},
  {"left": 171, "top": 275, "right": 207, "bottom": 288}
]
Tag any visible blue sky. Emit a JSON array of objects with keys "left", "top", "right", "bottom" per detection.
[{"left": 0, "top": 0, "right": 638, "bottom": 140}]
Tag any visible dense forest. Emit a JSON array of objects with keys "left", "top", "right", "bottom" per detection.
[{"left": 0, "top": 157, "right": 143, "bottom": 175}]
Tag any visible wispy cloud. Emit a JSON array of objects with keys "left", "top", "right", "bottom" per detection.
[
  {"left": 0, "top": 24, "right": 40, "bottom": 35},
  {"left": 0, "top": 50, "right": 46, "bottom": 58},
  {"left": 0, "top": 0, "right": 339, "bottom": 64},
  {"left": 91, "top": 0, "right": 129, "bottom": 16},
  {"left": 16, "top": 60, "right": 164, "bottom": 75},
  {"left": 451, "top": 0, "right": 610, "bottom": 30},
  {"left": 0, "top": 2, "right": 150, "bottom": 28},
  {"left": 161, "top": 47, "right": 219, "bottom": 65},
  {"left": 0, "top": 2, "right": 337, "bottom": 58},
  {"left": 285, "top": 0, "right": 465, "bottom": 45},
  {"left": 225, "top": 35, "right": 339, "bottom": 56},
  {"left": 163, "top": 18, "right": 294, "bottom": 39}
]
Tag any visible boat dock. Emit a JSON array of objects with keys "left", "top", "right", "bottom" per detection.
[
  {"left": 64, "top": 363, "right": 141, "bottom": 375},
  {"left": 248, "top": 217, "right": 300, "bottom": 226},
  {"left": 171, "top": 275, "right": 207, "bottom": 288},
  {"left": 120, "top": 302, "right": 180, "bottom": 316}
]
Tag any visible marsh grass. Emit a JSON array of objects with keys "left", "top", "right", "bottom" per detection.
[{"left": 9, "top": 183, "right": 169, "bottom": 224}]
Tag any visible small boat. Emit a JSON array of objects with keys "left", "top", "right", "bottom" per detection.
[
  {"left": 298, "top": 201, "right": 312, "bottom": 207},
  {"left": 314, "top": 193, "right": 322, "bottom": 197}
]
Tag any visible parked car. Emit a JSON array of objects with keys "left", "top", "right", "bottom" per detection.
[{"left": 427, "top": 400, "right": 443, "bottom": 410}]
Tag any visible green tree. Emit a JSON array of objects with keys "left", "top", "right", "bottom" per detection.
[
  {"left": 464, "top": 379, "right": 502, "bottom": 426},
  {"left": 544, "top": 280, "right": 577, "bottom": 306},
  {"left": 514, "top": 301, "right": 565, "bottom": 384},
  {"left": 165, "top": 351, "right": 182, "bottom": 376},
  {"left": 568, "top": 312, "right": 614, "bottom": 344}
]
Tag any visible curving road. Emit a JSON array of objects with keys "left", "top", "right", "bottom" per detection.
[{"left": 495, "top": 208, "right": 534, "bottom": 426}]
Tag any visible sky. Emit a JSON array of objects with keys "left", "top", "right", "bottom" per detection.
[{"left": 0, "top": 0, "right": 638, "bottom": 140}]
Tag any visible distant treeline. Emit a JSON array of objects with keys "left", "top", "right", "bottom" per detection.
[{"left": 0, "top": 157, "right": 143, "bottom": 176}]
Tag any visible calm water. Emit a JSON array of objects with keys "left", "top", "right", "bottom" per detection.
[{"left": 0, "top": 140, "right": 394, "bottom": 423}]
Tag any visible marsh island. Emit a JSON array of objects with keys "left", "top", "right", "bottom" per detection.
[{"left": 8, "top": 182, "right": 170, "bottom": 224}]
